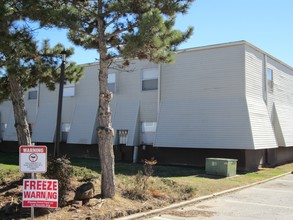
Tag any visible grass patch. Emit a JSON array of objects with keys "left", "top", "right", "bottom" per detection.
[
  {"left": 0, "top": 165, "right": 22, "bottom": 185},
  {"left": 0, "top": 152, "right": 21, "bottom": 184},
  {"left": 71, "top": 157, "right": 199, "bottom": 177},
  {"left": 0, "top": 164, "right": 19, "bottom": 171},
  {"left": 0, "top": 151, "right": 19, "bottom": 165},
  {"left": 72, "top": 165, "right": 100, "bottom": 181},
  {"left": 166, "top": 163, "right": 293, "bottom": 197},
  {"left": 1, "top": 151, "right": 293, "bottom": 219}
]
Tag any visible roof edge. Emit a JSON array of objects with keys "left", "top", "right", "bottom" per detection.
[
  {"left": 177, "top": 40, "right": 293, "bottom": 71},
  {"left": 77, "top": 41, "right": 293, "bottom": 71}
]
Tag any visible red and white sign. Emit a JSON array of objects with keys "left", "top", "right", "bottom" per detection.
[
  {"left": 22, "top": 179, "right": 58, "bottom": 208},
  {"left": 19, "top": 146, "right": 47, "bottom": 173}
]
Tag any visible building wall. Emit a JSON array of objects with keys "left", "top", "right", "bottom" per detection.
[
  {"left": 31, "top": 63, "right": 100, "bottom": 144},
  {"left": 154, "top": 43, "right": 256, "bottom": 149},
  {"left": 111, "top": 60, "right": 158, "bottom": 146},
  {"left": 244, "top": 45, "right": 278, "bottom": 149},
  {"left": 66, "top": 64, "right": 99, "bottom": 144},
  {"left": 31, "top": 83, "right": 58, "bottom": 143},
  {"left": 1, "top": 41, "right": 293, "bottom": 158},
  {"left": 0, "top": 101, "right": 17, "bottom": 141},
  {"left": 24, "top": 89, "right": 38, "bottom": 126},
  {"left": 267, "top": 57, "right": 293, "bottom": 146},
  {"left": 244, "top": 44, "right": 293, "bottom": 148}
]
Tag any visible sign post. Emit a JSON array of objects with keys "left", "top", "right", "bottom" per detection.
[{"left": 19, "top": 145, "right": 58, "bottom": 220}]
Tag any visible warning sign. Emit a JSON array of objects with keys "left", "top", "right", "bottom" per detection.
[
  {"left": 22, "top": 179, "right": 58, "bottom": 208},
  {"left": 19, "top": 146, "right": 47, "bottom": 173}
]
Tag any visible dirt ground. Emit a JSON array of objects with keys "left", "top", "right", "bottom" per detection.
[
  {"left": 0, "top": 176, "right": 193, "bottom": 220},
  {"left": 2, "top": 162, "right": 293, "bottom": 219}
]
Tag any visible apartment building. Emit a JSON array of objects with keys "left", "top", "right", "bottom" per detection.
[{"left": 1, "top": 41, "right": 293, "bottom": 170}]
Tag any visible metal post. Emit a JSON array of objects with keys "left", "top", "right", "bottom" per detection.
[
  {"left": 31, "top": 172, "right": 35, "bottom": 220},
  {"left": 54, "top": 50, "right": 66, "bottom": 157}
]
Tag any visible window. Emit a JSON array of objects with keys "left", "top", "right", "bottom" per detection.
[
  {"left": 266, "top": 68, "right": 273, "bottom": 92},
  {"left": 28, "top": 88, "right": 38, "bottom": 100},
  {"left": 63, "top": 83, "right": 75, "bottom": 97},
  {"left": 142, "top": 122, "right": 157, "bottom": 132},
  {"left": 61, "top": 123, "right": 71, "bottom": 142},
  {"left": 108, "top": 73, "right": 116, "bottom": 93},
  {"left": 141, "top": 122, "right": 157, "bottom": 144},
  {"left": 142, "top": 68, "right": 159, "bottom": 91}
]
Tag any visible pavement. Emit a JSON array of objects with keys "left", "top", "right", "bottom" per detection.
[{"left": 116, "top": 172, "right": 293, "bottom": 220}]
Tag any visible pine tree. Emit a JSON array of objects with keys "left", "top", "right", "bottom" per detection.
[
  {"left": 63, "top": 0, "right": 195, "bottom": 198},
  {"left": 0, "top": 1, "right": 83, "bottom": 146}
]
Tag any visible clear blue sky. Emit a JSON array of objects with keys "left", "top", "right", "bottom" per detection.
[{"left": 36, "top": 0, "right": 293, "bottom": 67}]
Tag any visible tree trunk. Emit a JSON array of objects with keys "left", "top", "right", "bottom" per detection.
[
  {"left": 97, "top": 1, "right": 115, "bottom": 198},
  {"left": 97, "top": 59, "right": 115, "bottom": 198},
  {"left": 8, "top": 74, "right": 32, "bottom": 146}
]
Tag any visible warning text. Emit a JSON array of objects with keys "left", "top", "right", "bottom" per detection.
[{"left": 22, "top": 179, "right": 58, "bottom": 208}]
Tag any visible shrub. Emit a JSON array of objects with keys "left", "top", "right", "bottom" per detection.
[
  {"left": 144, "top": 157, "right": 157, "bottom": 177},
  {"left": 121, "top": 158, "right": 157, "bottom": 201},
  {"left": 44, "top": 156, "right": 73, "bottom": 206}
]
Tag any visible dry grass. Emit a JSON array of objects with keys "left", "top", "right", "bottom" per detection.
[
  {"left": 1, "top": 152, "right": 293, "bottom": 219},
  {"left": 169, "top": 163, "right": 293, "bottom": 198}
]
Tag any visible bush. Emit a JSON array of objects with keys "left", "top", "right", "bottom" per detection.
[
  {"left": 121, "top": 158, "right": 157, "bottom": 201},
  {"left": 44, "top": 156, "right": 73, "bottom": 206}
]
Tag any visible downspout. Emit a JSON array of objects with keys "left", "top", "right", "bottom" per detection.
[
  {"left": 36, "top": 81, "right": 41, "bottom": 115},
  {"left": 0, "top": 112, "right": 2, "bottom": 142},
  {"left": 263, "top": 54, "right": 267, "bottom": 104},
  {"left": 157, "top": 63, "right": 161, "bottom": 120},
  {"left": 263, "top": 54, "right": 268, "bottom": 165},
  {"left": 32, "top": 81, "right": 41, "bottom": 145},
  {"left": 153, "top": 64, "right": 161, "bottom": 146}
]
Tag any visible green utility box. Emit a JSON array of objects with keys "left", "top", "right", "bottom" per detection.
[{"left": 205, "top": 158, "right": 238, "bottom": 177}]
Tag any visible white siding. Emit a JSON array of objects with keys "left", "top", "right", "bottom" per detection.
[
  {"left": 31, "top": 64, "right": 100, "bottom": 144},
  {"left": 24, "top": 88, "right": 38, "bottom": 125},
  {"left": 160, "top": 45, "right": 245, "bottom": 101},
  {"left": 271, "top": 105, "right": 285, "bottom": 146},
  {"left": 0, "top": 87, "right": 39, "bottom": 141},
  {"left": 274, "top": 104, "right": 293, "bottom": 146},
  {"left": 1, "top": 41, "right": 292, "bottom": 150},
  {"left": 1, "top": 101, "right": 17, "bottom": 141},
  {"left": 67, "top": 103, "right": 98, "bottom": 144},
  {"left": 155, "top": 44, "right": 255, "bottom": 149},
  {"left": 111, "top": 100, "right": 139, "bottom": 146},
  {"left": 0, "top": 101, "right": 12, "bottom": 141},
  {"left": 267, "top": 57, "right": 293, "bottom": 146},
  {"left": 1, "top": 96, "right": 38, "bottom": 142},
  {"left": 32, "top": 84, "right": 58, "bottom": 143},
  {"left": 155, "top": 97, "right": 253, "bottom": 149},
  {"left": 245, "top": 45, "right": 278, "bottom": 149},
  {"left": 4, "top": 112, "right": 18, "bottom": 141},
  {"left": 111, "top": 60, "right": 158, "bottom": 145},
  {"left": 67, "top": 65, "right": 99, "bottom": 144},
  {"left": 0, "top": 89, "right": 39, "bottom": 141}
]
